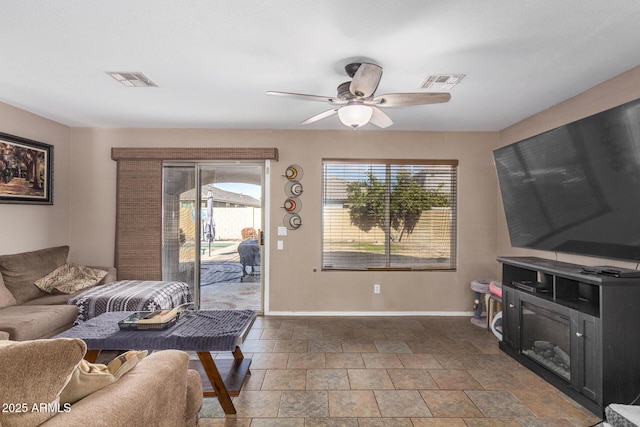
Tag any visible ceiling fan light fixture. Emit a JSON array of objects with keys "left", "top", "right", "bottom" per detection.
[{"left": 338, "top": 105, "right": 373, "bottom": 129}]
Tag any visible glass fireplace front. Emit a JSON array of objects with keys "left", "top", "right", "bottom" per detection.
[{"left": 520, "top": 300, "right": 571, "bottom": 382}]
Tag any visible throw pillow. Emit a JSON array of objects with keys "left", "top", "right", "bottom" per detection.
[
  {"left": 0, "top": 338, "right": 86, "bottom": 427},
  {"left": 0, "top": 273, "right": 17, "bottom": 308},
  {"left": 34, "top": 263, "right": 108, "bottom": 294},
  {"left": 60, "top": 350, "right": 147, "bottom": 404}
]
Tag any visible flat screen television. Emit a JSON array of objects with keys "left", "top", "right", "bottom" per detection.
[{"left": 494, "top": 97, "right": 640, "bottom": 262}]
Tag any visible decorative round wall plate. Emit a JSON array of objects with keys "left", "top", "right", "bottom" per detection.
[
  {"left": 284, "top": 213, "right": 302, "bottom": 230},
  {"left": 285, "top": 180, "right": 303, "bottom": 197},
  {"left": 285, "top": 164, "right": 303, "bottom": 181},
  {"left": 283, "top": 197, "right": 302, "bottom": 213}
]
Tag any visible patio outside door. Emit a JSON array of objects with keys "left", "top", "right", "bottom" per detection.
[{"left": 162, "top": 162, "right": 264, "bottom": 313}]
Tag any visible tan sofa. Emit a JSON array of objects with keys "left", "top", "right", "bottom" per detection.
[
  {"left": 0, "top": 338, "right": 202, "bottom": 427},
  {"left": 0, "top": 246, "right": 117, "bottom": 340}
]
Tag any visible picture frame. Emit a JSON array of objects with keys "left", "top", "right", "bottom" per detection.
[{"left": 0, "top": 132, "right": 53, "bottom": 205}]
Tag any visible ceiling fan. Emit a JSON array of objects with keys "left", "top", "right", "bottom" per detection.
[{"left": 267, "top": 62, "right": 451, "bottom": 129}]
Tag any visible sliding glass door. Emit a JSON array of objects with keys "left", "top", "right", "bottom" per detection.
[{"left": 162, "top": 162, "right": 264, "bottom": 312}]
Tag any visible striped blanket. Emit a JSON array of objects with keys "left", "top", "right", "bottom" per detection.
[{"left": 68, "top": 280, "right": 193, "bottom": 322}]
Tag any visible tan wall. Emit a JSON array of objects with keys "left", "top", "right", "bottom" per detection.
[
  {"left": 496, "top": 65, "right": 640, "bottom": 272},
  {"left": 68, "top": 128, "right": 499, "bottom": 313},
  {"left": 0, "top": 103, "right": 71, "bottom": 254}
]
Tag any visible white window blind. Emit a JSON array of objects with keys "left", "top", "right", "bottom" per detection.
[{"left": 322, "top": 159, "right": 457, "bottom": 271}]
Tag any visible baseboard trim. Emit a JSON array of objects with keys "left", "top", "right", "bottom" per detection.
[{"left": 263, "top": 310, "right": 475, "bottom": 317}]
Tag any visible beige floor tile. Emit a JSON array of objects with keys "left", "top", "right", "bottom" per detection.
[
  {"left": 351, "top": 328, "right": 388, "bottom": 340},
  {"left": 341, "top": 339, "right": 377, "bottom": 353},
  {"left": 196, "top": 417, "right": 252, "bottom": 426},
  {"left": 328, "top": 390, "right": 381, "bottom": 417},
  {"left": 305, "top": 417, "right": 359, "bottom": 427},
  {"left": 260, "top": 328, "right": 293, "bottom": 340},
  {"left": 309, "top": 339, "right": 343, "bottom": 353},
  {"left": 357, "top": 417, "right": 414, "bottom": 426},
  {"left": 397, "top": 353, "right": 443, "bottom": 369},
  {"left": 325, "top": 352, "right": 365, "bottom": 368},
  {"left": 291, "top": 328, "right": 323, "bottom": 339},
  {"left": 279, "top": 390, "right": 329, "bottom": 417},
  {"left": 279, "top": 318, "right": 310, "bottom": 329},
  {"left": 240, "top": 339, "right": 275, "bottom": 353},
  {"left": 287, "top": 352, "right": 325, "bottom": 369},
  {"left": 361, "top": 353, "right": 404, "bottom": 368},
  {"left": 465, "top": 390, "right": 535, "bottom": 417},
  {"left": 230, "top": 390, "right": 282, "bottom": 418},
  {"left": 515, "top": 417, "right": 578, "bottom": 426},
  {"left": 374, "top": 390, "right": 432, "bottom": 417},
  {"left": 347, "top": 368, "right": 394, "bottom": 389},
  {"left": 323, "top": 328, "right": 358, "bottom": 339},
  {"left": 428, "top": 369, "right": 484, "bottom": 390},
  {"left": 306, "top": 368, "right": 350, "bottom": 390},
  {"left": 261, "top": 369, "right": 306, "bottom": 390},
  {"left": 273, "top": 339, "right": 309, "bottom": 353},
  {"left": 462, "top": 417, "right": 522, "bottom": 426},
  {"left": 433, "top": 353, "right": 482, "bottom": 369},
  {"left": 420, "top": 390, "right": 483, "bottom": 417},
  {"left": 249, "top": 418, "right": 304, "bottom": 427},
  {"left": 511, "top": 389, "right": 591, "bottom": 419},
  {"left": 249, "top": 352, "right": 289, "bottom": 369},
  {"left": 406, "top": 339, "right": 448, "bottom": 353},
  {"left": 241, "top": 368, "right": 265, "bottom": 390},
  {"left": 410, "top": 418, "right": 467, "bottom": 427},
  {"left": 251, "top": 317, "right": 282, "bottom": 328},
  {"left": 387, "top": 368, "right": 438, "bottom": 390},
  {"left": 374, "top": 339, "right": 412, "bottom": 353},
  {"left": 382, "top": 328, "right": 419, "bottom": 340}
]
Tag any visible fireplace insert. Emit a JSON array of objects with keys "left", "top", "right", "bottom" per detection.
[{"left": 520, "top": 300, "right": 571, "bottom": 382}]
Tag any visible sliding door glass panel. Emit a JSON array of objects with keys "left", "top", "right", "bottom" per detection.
[
  {"left": 198, "top": 164, "right": 263, "bottom": 312},
  {"left": 162, "top": 164, "right": 199, "bottom": 305},
  {"left": 162, "top": 162, "right": 264, "bottom": 312}
]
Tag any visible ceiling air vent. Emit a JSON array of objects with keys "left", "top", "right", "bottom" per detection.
[
  {"left": 106, "top": 71, "right": 158, "bottom": 87},
  {"left": 420, "top": 74, "right": 465, "bottom": 91}
]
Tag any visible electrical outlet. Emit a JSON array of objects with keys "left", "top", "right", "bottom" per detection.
[{"left": 374, "top": 284, "right": 381, "bottom": 294}]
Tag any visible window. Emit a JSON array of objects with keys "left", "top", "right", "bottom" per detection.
[{"left": 322, "top": 159, "right": 457, "bottom": 271}]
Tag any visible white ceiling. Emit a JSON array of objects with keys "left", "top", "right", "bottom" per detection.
[{"left": 1, "top": 0, "right": 640, "bottom": 132}]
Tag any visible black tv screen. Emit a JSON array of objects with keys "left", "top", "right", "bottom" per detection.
[{"left": 494, "top": 97, "right": 640, "bottom": 262}]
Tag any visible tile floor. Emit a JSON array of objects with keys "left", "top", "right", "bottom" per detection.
[{"left": 197, "top": 316, "right": 602, "bottom": 426}]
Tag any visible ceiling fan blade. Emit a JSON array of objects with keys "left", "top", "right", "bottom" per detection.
[
  {"left": 300, "top": 108, "right": 339, "bottom": 125},
  {"left": 369, "top": 106, "right": 393, "bottom": 128},
  {"left": 372, "top": 92, "right": 451, "bottom": 107},
  {"left": 349, "top": 63, "right": 382, "bottom": 98},
  {"left": 266, "top": 91, "right": 345, "bottom": 104}
]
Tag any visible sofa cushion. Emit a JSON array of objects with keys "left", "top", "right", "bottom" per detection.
[
  {"left": 0, "top": 338, "right": 86, "bottom": 427},
  {"left": 0, "top": 273, "right": 17, "bottom": 308},
  {"left": 60, "top": 350, "right": 147, "bottom": 404},
  {"left": 35, "top": 263, "right": 107, "bottom": 294},
  {"left": 0, "top": 246, "right": 69, "bottom": 304},
  {"left": 0, "top": 305, "right": 78, "bottom": 341}
]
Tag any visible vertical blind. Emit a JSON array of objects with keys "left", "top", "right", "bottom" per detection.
[{"left": 322, "top": 159, "right": 458, "bottom": 271}]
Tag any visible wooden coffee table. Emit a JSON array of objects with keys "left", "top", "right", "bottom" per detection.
[{"left": 54, "top": 309, "right": 256, "bottom": 415}]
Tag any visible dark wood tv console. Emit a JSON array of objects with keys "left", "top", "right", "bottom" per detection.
[{"left": 497, "top": 256, "right": 640, "bottom": 416}]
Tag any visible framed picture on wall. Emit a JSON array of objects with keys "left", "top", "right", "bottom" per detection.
[{"left": 0, "top": 132, "right": 53, "bottom": 205}]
